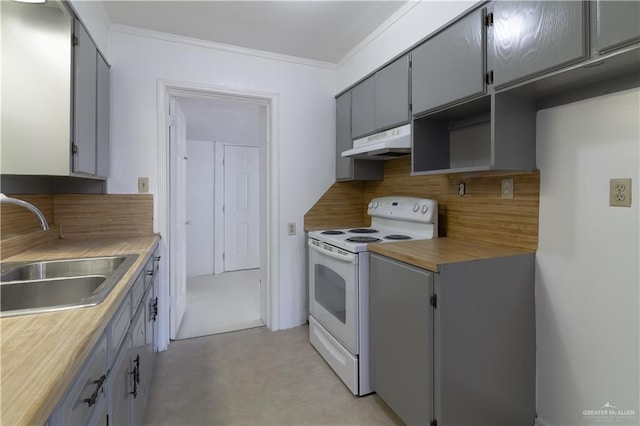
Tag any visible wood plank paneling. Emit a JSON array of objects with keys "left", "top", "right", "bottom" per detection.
[
  {"left": 365, "top": 158, "right": 539, "bottom": 250},
  {"left": 303, "top": 181, "right": 367, "bottom": 231},
  {"left": 0, "top": 194, "right": 54, "bottom": 238},
  {"left": 304, "top": 158, "right": 539, "bottom": 251},
  {"left": 54, "top": 194, "right": 154, "bottom": 239}
]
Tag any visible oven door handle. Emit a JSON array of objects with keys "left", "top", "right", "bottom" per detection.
[{"left": 308, "top": 240, "right": 355, "bottom": 263}]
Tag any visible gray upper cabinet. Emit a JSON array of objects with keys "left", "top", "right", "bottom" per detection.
[
  {"left": 335, "top": 92, "right": 352, "bottom": 180},
  {"left": 596, "top": 0, "right": 640, "bottom": 54},
  {"left": 350, "top": 77, "right": 375, "bottom": 139},
  {"left": 73, "top": 18, "right": 110, "bottom": 179},
  {"left": 488, "top": 1, "right": 588, "bottom": 88},
  {"left": 96, "top": 54, "right": 110, "bottom": 179},
  {"left": 74, "top": 19, "right": 97, "bottom": 176},
  {"left": 412, "top": 9, "right": 486, "bottom": 116},
  {"left": 351, "top": 56, "right": 411, "bottom": 140},
  {"left": 374, "top": 55, "right": 410, "bottom": 130},
  {"left": 335, "top": 91, "right": 383, "bottom": 181}
]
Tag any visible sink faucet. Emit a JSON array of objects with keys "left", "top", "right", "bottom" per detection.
[{"left": 0, "top": 193, "right": 50, "bottom": 231}]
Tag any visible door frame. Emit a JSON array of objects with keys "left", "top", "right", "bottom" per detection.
[{"left": 157, "top": 79, "right": 280, "bottom": 349}]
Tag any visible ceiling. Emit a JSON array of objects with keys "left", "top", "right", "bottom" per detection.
[{"left": 100, "top": 1, "right": 409, "bottom": 63}]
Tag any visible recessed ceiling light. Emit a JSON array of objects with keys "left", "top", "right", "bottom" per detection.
[{"left": 13, "top": 0, "right": 47, "bottom": 3}]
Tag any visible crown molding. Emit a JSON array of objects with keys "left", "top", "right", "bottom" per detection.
[
  {"left": 110, "top": 24, "right": 337, "bottom": 71},
  {"left": 336, "top": 0, "right": 422, "bottom": 70}
]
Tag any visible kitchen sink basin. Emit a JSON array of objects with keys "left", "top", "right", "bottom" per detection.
[
  {"left": 0, "top": 256, "right": 130, "bottom": 282},
  {"left": 0, "top": 254, "right": 138, "bottom": 318}
]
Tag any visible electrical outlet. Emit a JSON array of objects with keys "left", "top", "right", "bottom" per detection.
[
  {"left": 287, "top": 222, "right": 296, "bottom": 236},
  {"left": 138, "top": 177, "right": 149, "bottom": 193},
  {"left": 501, "top": 178, "right": 514, "bottom": 199},
  {"left": 610, "top": 178, "right": 632, "bottom": 207},
  {"left": 457, "top": 182, "right": 466, "bottom": 196}
]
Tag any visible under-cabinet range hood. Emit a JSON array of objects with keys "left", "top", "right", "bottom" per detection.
[{"left": 341, "top": 123, "right": 411, "bottom": 160}]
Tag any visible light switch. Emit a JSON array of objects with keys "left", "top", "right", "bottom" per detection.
[{"left": 138, "top": 177, "right": 149, "bottom": 193}]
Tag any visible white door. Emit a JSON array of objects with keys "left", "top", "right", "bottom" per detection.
[
  {"left": 224, "top": 145, "right": 260, "bottom": 271},
  {"left": 169, "top": 98, "right": 188, "bottom": 338},
  {"left": 186, "top": 140, "right": 214, "bottom": 277}
]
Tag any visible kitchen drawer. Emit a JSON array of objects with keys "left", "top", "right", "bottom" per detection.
[
  {"left": 110, "top": 294, "right": 131, "bottom": 356},
  {"left": 54, "top": 333, "right": 107, "bottom": 426},
  {"left": 131, "top": 273, "right": 145, "bottom": 310}
]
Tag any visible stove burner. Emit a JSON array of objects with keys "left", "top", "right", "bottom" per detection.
[
  {"left": 346, "top": 236, "right": 382, "bottom": 243},
  {"left": 349, "top": 228, "right": 379, "bottom": 234},
  {"left": 321, "top": 230, "right": 345, "bottom": 235},
  {"left": 385, "top": 234, "right": 413, "bottom": 240}
]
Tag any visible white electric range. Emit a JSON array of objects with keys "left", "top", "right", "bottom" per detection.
[{"left": 307, "top": 196, "right": 438, "bottom": 395}]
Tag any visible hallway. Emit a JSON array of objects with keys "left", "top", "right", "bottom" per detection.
[
  {"left": 144, "top": 325, "right": 403, "bottom": 425},
  {"left": 176, "top": 269, "right": 263, "bottom": 340}
]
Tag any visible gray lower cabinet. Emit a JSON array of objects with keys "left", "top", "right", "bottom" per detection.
[
  {"left": 412, "top": 8, "right": 486, "bottom": 115},
  {"left": 110, "top": 334, "right": 133, "bottom": 426},
  {"left": 596, "top": 0, "right": 640, "bottom": 54},
  {"left": 335, "top": 92, "right": 383, "bottom": 181},
  {"left": 374, "top": 55, "right": 410, "bottom": 130},
  {"left": 51, "top": 248, "right": 160, "bottom": 426},
  {"left": 369, "top": 253, "right": 536, "bottom": 425},
  {"left": 488, "top": 1, "right": 589, "bottom": 88},
  {"left": 369, "top": 256, "right": 433, "bottom": 424},
  {"left": 54, "top": 334, "right": 108, "bottom": 425}
]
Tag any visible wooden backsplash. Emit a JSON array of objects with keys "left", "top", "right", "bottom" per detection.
[
  {"left": 1, "top": 194, "right": 154, "bottom": 258},
  {"left": 305, "top": 158, "right": 539, "bottom": 251},
  {"left": 0, "top": 195, "right": 55, "bottom": 238}
]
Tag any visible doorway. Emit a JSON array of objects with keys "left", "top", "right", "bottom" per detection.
[{"left": 156, "top": 80, "right": 279, "bottom": 349}]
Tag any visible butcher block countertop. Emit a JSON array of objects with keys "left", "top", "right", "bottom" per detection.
[
  {"left": 0, "top": 235, "right": 160, "bottom": 426},
  {"left": 368, "top": 237, "right": 535, "bottom": 272}
]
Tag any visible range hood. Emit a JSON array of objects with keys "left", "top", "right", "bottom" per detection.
[{"left": 341, "top": 124, "right": 411, "bottom": 160}]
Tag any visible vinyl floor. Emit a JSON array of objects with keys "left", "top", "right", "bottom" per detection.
[
  {"left": 176, "top": 269, "right": 264, "bottom": 340},
  {"left": 143, "top": 325, "right": 404, "bottom": 426}
]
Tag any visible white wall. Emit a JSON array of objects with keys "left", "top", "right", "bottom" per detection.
[
  {"left": 109, "top": 29, "right": 336, "bottom": 329},
  {"left": 336, "top": 0, "right": 477, "bottom": 92},
  {"left": 536, "top": 88, "right": 640, "bottom": 425}
]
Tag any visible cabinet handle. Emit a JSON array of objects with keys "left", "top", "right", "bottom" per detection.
[
  {"left": 150, "top": 297, "right": 158, "bottom": 321},
  {"left": 129, "top": 355, "right": 140, "bottom": 398},
  {"left": 83, "top": 374, "right": 106, "bottom": 407},
  {"left": 154, "top": 256, "right": 161, "bottom": 262}
]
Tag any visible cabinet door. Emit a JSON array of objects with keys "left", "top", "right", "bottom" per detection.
[
  {"left": 335, "top": 92, "right": 353, "bottom": 180},
  {"left": 489, "top": 1, "right": 588, "bottom": 88},
  {"left": 412, "top": 9, "right": 485, "bottom": 115},
  {"left": 350, "top": 77, "right": 375, "bottom": 139},
  {"left": 369, "top": 254, "right": 433, "bottom": 425},
  {"left": 55, "top": 334, "right": 107, "bottom": 426},
  {"left": 144, "top": 283, "right": 157, "bottom": 382},
  {"left": 374, "top": 55, "right": 410, "bottom": 130},
  {"left": 96, "top": 53, "right": 110, "bottom": 179},
  {"left": 597, "top": 0, "right": 640, "bottom": 53},
  {"left": 73, "top": 19, "right": 97, "bottom": 175},
  {"left": 109, "top": 334, "right": 132, "bottom": 426}
]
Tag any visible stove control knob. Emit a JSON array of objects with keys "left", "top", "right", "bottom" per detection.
[
  {"left": 373, "top": 201, "right": 379, "bottom": 209},
  {"left": 413, "top": 203, "right": 420, "bottom": 212},
  {"left": 368, "top": 202, "right": 374, "bottom": 209},
  {"left": 421, "top": 204, "right": 429, "bottom": 214}
]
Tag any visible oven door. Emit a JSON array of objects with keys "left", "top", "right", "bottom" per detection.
[{"left": 308, "top": 238, "right": 358, "bottom": 354}]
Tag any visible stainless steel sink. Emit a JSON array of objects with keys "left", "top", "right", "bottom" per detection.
[
  {"left": 0, "top": 254, "right": 138, "bottom": 318},
  {"left": 1, "top": 256, "right": 130, "bottom": 282}
]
